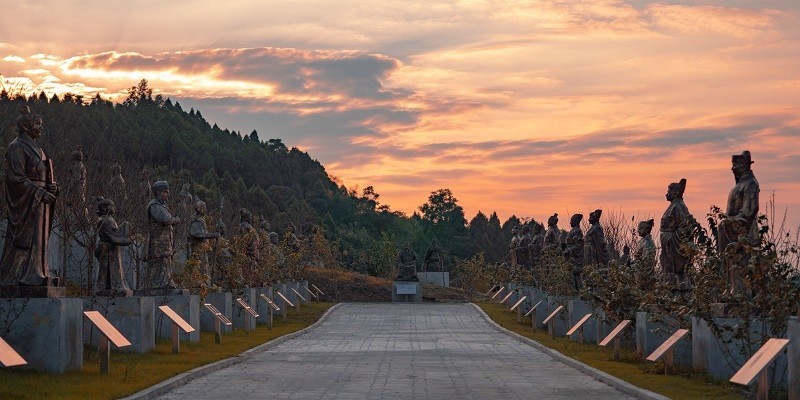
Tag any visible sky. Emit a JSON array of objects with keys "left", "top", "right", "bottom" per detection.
[{"left": 2, "top": 0, "right": 799, "bottom": 231}]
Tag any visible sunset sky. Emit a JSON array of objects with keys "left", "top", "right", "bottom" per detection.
[{"left": 2, "top": 1, "right": 799, "bottom": 230}]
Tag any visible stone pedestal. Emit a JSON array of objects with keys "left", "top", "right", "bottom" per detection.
[
  {"left": 392, "top": 281, "right": 421, "bottom": 303},
  {"left": 233, "top": 288, "right": 257, "bottom": 329},
  {"left": 276, "top": 283, "right": 288, "bottom": 318},
  {"left": 568, "top": 299, "right": 598, "bottom": 343},
  {"left": 82, "top": 296, "right": 155, "bottom": 354},
  {"left": 201, "top": 292, "right": 232, "bottom": 333},
  {"left": 0, "top": 285, "right": 65, "bottom": 298},
  {"left": 0, "top": 298, "right": 83, "bottom": 372},
  {"left": 417, "top": 272, "right": 450, "bottom": 287},
  {"left": 788, "top": 317, "right": 800, "bottom": 400},
  {"left": 301, "top": 281, "right": 310, "bottom": 303},
  {"left": 154, "top": 295, "right": 200, "bottom": 342}
]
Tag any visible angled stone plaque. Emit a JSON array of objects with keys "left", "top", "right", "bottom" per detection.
[
  {"left": 311, "top": 283, "right": 325, "bottom": 296},
  {"left": 647, "top": 329, "right": 689, "bottom": 362},
  {"left": 0, "top": 337, "right": 26, "bottom": 367},
  {"left": 542, "top": 305, "right": 564, "bottom": 325},
  {"left": 276, "top": 291, "right": 295, "bottom": 308},
  {"left": 730, "top": 338, "right": 790, "bottom": 386},
  {"left": 510, "top": 296, "right": 527, "bottom": 311},
  {"left": 303, "top": 286, "right": 318, "bottom": 299},
  {"left": 83, "top": 311, "right": 131, "bottom": 348},
  {"left": 525, "top": 300, "right": 543, "bottom": 317},
  {"left": 260, "top": 293, "right": 281, "bottom": 311},
  {"left": 203, "top": 303, "right": 232, "bottom": 325},
  {"left": 159, "top": 305, "right": 195, "bottom": 333},
  {"left": 499, "top": 291, "right": 514, "bottom": 304},
  {"left": 236, "top": 298, "right": 260, "bottom": 318},
  {"left": 599, "top": 320, "right": 631, "bottom": 347},
  {"left": 567, "top": 313, "right": 593, "bottom": 336},
  {"left": 291, "top": 288, "right": 307, "bottom": 303},
  {"left": 490, "top": 287, "right": 506, "bottom": 300}
]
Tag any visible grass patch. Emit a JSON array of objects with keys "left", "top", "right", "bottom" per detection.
[
  {"left": 477, "top": 301, "right": 748, "bottom": 400},
  {"left": 0, "top": 302, "right": 334, "bottom": 400}
]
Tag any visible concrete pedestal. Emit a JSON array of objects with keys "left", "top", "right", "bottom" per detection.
[
  {"left": 154, "top": 295, "right": 200, "bottom": 342},
  {"left": 255, "top": 287, "right": 274, "bottom": 325},
  {"left": 417, "top": 272, "right": 450, "bottom": 287},
  {"left": 82, "top": 296, "right": 155, "bottom": 354},
  {"left": 391, "top": 281, "right": 422, "bottom": 303},
  {"left": 201, "top": 292, "right": 232, "bottom": 333},
  {"left": 0, "top": 298, "right": 83, "bottom": 372},
  {"left": 568, "top": 299, "right": 598, "bottom": 343}
]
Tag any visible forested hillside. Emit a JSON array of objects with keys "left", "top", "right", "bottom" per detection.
[{"left": 0, "top": 80, "right": 521, "bottom": 279}]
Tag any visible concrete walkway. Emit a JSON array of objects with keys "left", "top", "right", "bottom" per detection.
[{"left": 156, "top": 303, "right": 636, "bottom": 400}]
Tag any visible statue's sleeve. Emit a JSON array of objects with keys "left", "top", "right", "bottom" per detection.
[
  {"left": 189, "top": 220, "right": 205, "bottom": 239},
  {"left": 149, "top": 203, "right": 174, "bottom": 225},
  {"left": 737, "top": 181, "right": 760, "bottom": 222},
  {"left": 101, "top": 219, "right": 132, "bottom": 246},
  {"left": 6, "top": 144, "right": 45, "bottom": 201}
]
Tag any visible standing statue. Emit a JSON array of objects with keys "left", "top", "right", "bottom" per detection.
[
  {"left": 515, "top": 225, "right": 533, "bottom": 270},
  {"left": 0, "top": 106, "right": 60, "bottom": 288},
  {"left": 143, "top": 180, "right": 181, "bottom": 292},
  {"left": 584, "top": 209, "right": 609, "bottom": 268},
  {"left": 109, "top": 163, "right": 128, "bottom": 202},
  {"left": 660, "top": 178, "right": 693, "bottom": 284},
  {"left": 717, "top": 151, "right": 760, "bottom": 295},
  {"left": 396, "top": 243, "right": 419, "bottom": 282},
  {"left": 94, "top": 197, "right": 133, "bottom": 296},
  {"left": 238, "top": 208, "right": 259, "bottom": 283},
  {"left": 543, "top": 213, "right": 561, "bottom": 253},
  {"left": 259, "top": 215, "right": 271, "bottom": 234},
  {"left": 508, "top": 226, "right": 521, "bottom": 268},
  {"left": 632, "top": 219, "right": 656, "bottom": 289},
  {"left": 423, "top": 238, "right": 444, "bottom": 272},
  {"left": 64, "top": 145, "right": 88, "bottom": 224},
  {"left": 188, "top": 198, "right": 220, "bottom": 286},
  {"left": 563, "top": 214, "right": 585, "bottom": 290},
  {"left": 530, "top": 222, "right": 545, "bottom": 272},
  {"left": 138, "top": 168, "right": 152, "bottom": 203}
]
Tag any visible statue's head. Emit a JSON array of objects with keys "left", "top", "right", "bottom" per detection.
[
  {"left": 181, "top": 183, "right": 190, "bottom": 192},
  {"left": 16, "top": 105, "right": 43, "bottom": 139},
  {"left": 533, "top": 222, "right": 545, "bottom": 235},
  {"left": 731, "top": 150, "right": 754, "bottom": 178},
  {"left": 511, "top": 226, "right": 520, "bottom": 235},
  {"left": 403, "top": 242, "right": 412, "bottom": 250},
  {"left": 259, "top": 215, "right": 270, "bottom": 230},
  {"left": 269, "top": 232, "right": 279, "bottom": 244},
  {"left": 96, "top": 196, "right": 115, "bottom": 216},
  {"left": 239, "top": 208, "right": 253, "bottom": 223},
  {"left": 547, "top": 213, "right": 558, "bottom": 227},
  {"left": 588, "top": 209, "right": 602, "bottom": 224},
  {"left": 152, "top": 180, "right": 170, "bottom": 201},
  {"left": 194, "top": 198, "right": 207, "bottom": 214},
  {"left": 637, "top": 219, "right": 654, "bottom": 237},
  {"left": 522, "top": 224, "right": 531, "bottom": 235},
  {"left": 72, "top": 146, "right": 84, "bottom": 162},
  {"left": 570, "top": 213, "right": 583, "bottom": 227},
  {"left": 666, "top": 178, "right": 687, "bottom": 201}
]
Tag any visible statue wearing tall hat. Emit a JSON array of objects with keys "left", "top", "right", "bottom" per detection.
[
  {"left": 717, "top": 150, "right": 760, "bottom": 295},
  {"left": 584, "top": 209, "right": 609, "bottom": 268},
  {"left": 143, "top": 180, "right": 181, "bottom": 291},
  {"left": 659, "top": 178, "right": 693, "bottom": 285}
]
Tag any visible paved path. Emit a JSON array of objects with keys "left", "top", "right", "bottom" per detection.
[{"left": 157, "top": 303, "right": 635, "bottom": 400}]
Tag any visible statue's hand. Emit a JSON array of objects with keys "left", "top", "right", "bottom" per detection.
[
  {"left": 41, "top": 190, "right": 57, "bottom": 204},
  {"left": 46, "top": 183, "right": 59, "bottom": 195}
]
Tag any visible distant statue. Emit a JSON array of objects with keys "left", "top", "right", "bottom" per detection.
[
  {"left": 238, "top": 208, "right": 259, "bottom": 262},
  {"left": 563, "top": 214, "right": 585, "bottom": 290},
  {"left": 531, "top": 222, "right": 545, "bottom": 269},
  {"left": 423, "top": 238, "right": 444, "bottom": 272},
  {"left": 188, "top": 198, "right": 220, "bottom": 286},
  {"left": 543, "top": 213, "right": 561, "bottom": 253},
  {"left": 94, "top": 197, "right": 133, "bottom": 296},
  {"left": 584, "top": 209, "right": 609, "bottom": 268},
  {"left": 143, "top": 180, "right": 181, "bottom": 291},
  {"left": 0, "top": 106, "right": 60, "bottom": 287},
  {"left": 284, "top": 223, "right": 301, "bottom": 253},
  {"left": 396, "top": 243, "right": 419, "bottom": 282},
  {"left": 632, "top": 219, "right": 656, "bottom": 289},
  {"left": 259, "top": 215, "right": 271, "bottom": 233},
  {"left": 64, "top": 145, "right": 88, "bottom": 224},
  {"left": 109, "top": 163, "right": 128, "bottom": 202},
  {"left": 659, "top": 178, "right": 693, "bottom": 284},
  {"left": 508, "top": 226, "right": 521, "bottom": 267},
  {"left": 138, "top": 168, "right": 152, "bottom": 201},
  {"left": 515, "top": 224, "right": 533, "bottom": 270},
  {"left": 717, "top": 151, "right": 760, "bottom": 295}
]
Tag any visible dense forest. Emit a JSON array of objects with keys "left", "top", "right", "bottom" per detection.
[{"left": 0, "top": 80, "right": 527, "bottom": 280}]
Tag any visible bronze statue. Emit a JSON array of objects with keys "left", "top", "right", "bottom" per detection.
[
  {"left": 543, "top": 213, "right": 561, "bottom": 253},
  {"left": 632, "top": 219, "right": 656, "bottom": 279},
  {"left": 64, "top": 145, "right": 88, "bottom": 224},
  {"left": 508, "top": 226, "right": 521, "bottom": 268},
  {"left": 238, "top": 208, "right": 259, "bottom": 261},
  {"left": 423, "top": 238, "right": 444, "bottom": 272},
  {"left": 717, "top": 151, "right": 760, "bottom": 295},
  {"left": 259, "top": 215, "right": 270, "bottom": 233},
  {"left": 563, "top": 214, "right": 584, "bottom": 290},
  {"left": 516, "top": 224, "right": 533, "bottom": 270},
  {"left": 109, "top": 163, "right": 128, "bottom": 202},
  {"left": 531, "top": 222, "right": 545, "bottom": 270},
  {"left": 0, "top": 106, "right": 59, "bottom": 287},
  {"left": 94, "top": 197, "right": 133, "bottom": 296},
  {"left": 396, "top": 243, "right": 419, "bottom": 282},
  {"left": 584, "top": 209, "right": 609, "bottom": 267},
  {"left": 188, "top": 198, "right": 220, "bottom": 285},
  {"left": 143, "top": 180, "right": 181, "bottom": 291},
  {"left": 659, "top": 178, "right": 693, "bottom": 282}
]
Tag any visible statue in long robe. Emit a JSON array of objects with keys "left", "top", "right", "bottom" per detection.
[
  {"left": 632, "top": 219, "right": 656, "bottom": 290},
  {"left": 659, "top": 178, "right": 693, "bottom": 282},
  {"left": 188, "top": 199, "right": 220, "bottom": 286},
  {"left": 144, "top": 180, "right": 180, "bottom": 290},
  {"left": 584, "top": 209, "right": 609, "bottom": 268},
  {"left": 563, "top": 214, "right": 584, "bottom": 290},
  {"left": 94, "top": 197, "right": 133, "bottom": 296},
  {"left": 0, "top": 106, "right": 59, "bottom": 287}
]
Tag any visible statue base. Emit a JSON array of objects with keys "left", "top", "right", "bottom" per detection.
[
  {"left": 201, "top": 292, "right": 233, "bottom": 333},
  {"left": 135, "top": 287, "right": 190, "bottom": 296},
  {"left": 392, "top": 281, "right": 422, "bottom": 303},
  {"left": 417, "top": 272, "right": 449, "bottom": 287},
  {"left": 93, "top": 289, "right": 134, "bottom": 297},
  {"left": 82, "top": 296, "right": 155, "bottom": 354},
  {"left": 153, "top": 294, "right": 200, "bottom": 342},
  {"left": 0, "top": 285, "right": 65, "bottom": 298}
]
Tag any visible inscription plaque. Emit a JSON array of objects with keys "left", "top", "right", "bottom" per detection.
[
  {"left": 524, "top": 300, "right": 543, "bottom": 317},
  {"left": 647, "top": 329, "right": 689, "bottom": 362},
  {"left": 396, "top": 283, "right": 417, "bottom": 295},
  {"left": 0, "top": 337, "right": 26, "bottom": 367},
  {"left": 510, "top": 296, "right": 527, "bottom": 311},
  {"left": 599, "top": 320, "right": 631, "bottom": 347},
  {"left": 567, "top": 313, "right": 593, "bottom": 336}
]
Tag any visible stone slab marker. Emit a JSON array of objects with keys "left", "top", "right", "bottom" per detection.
[
  {"left": 155, "top": 295, "right": 200, "bottom": 342},
  {"left": 81, "top": 296, "right": 155, "bottom": 354}
]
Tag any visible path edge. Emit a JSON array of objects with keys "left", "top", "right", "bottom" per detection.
[
  {"left": 120, "top": 303, "right": 343, "bottom": 400},
  {"left": 470, "top": 303, "right": 670, "bottom": 400}
]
